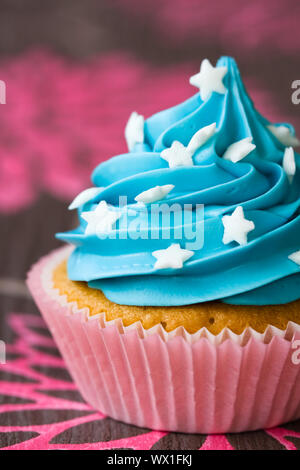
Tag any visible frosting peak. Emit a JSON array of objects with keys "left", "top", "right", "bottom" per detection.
[{"left": 57, "top": 57, "right": 300, "bottom": 306}]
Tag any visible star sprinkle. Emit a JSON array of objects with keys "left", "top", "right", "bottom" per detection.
[
  {"left": 222, "top": 206, "right": 255, "bottom": 246},
  {"left": 161, "top": 141, "right": 193, "bottom": 168},
  {"left": 223, "top": 137, "right": 256, "bottom": 163},
  {"left": 288, "top": 251, "right": 300, "bottom": 266},
  {"left": 189, "top": 59, "right": 227, "bottom": 101},
  {"left": 135, "top": 184, "right": 174, "bottom": 203},
  {"left": 81, "top": 201, "right": 121, "bottom": 235},
  {"left": 186, "top": 122, "right": 216, "bottom": 154},
  {"left": 68, "top": 187, "right": 104, "bottom": 210},
  {"left": 160, "top": 123, "right": 216, "bottom": 168},
  {"left": 125, "top": 111, "right": 144, "bottom": 151},
  {"left": 267, "top": 124, "right": 300, "bottom": 147},
  {"left": 152, "top": 243, "right": 194, "bottom": 270},
  {"left": 282, "top": 147, "right": 296, "bottom": 183}
]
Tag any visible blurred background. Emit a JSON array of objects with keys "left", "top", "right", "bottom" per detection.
[
  {"left": 1, "top": 0, "right": 300, "bottom": 314},
  {"left": 0, "top": 0, "right": 299, "bottom": 450}
]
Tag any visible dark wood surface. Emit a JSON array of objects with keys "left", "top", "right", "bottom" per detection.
[{"left": 0, "top": 0, "right": 299, "bottom": 450}]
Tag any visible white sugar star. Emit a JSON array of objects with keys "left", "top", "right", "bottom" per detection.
[
  {"left": 152, "top": 243, "right": 194, "bottom": 270},
  {"left": 289, "top": 251, "right": 300, "bottom": 266},
  {"left": 82, "top": 201, "right": 121, "bottom": 236},
  {"left": 222, "top": 206, "right": 255, "bottom": 246},
  {"left": 160, "top": 123, "right": 216, "bottom": 168},
  {"left": 189, "top": 59, "right": 227, "bottom": 101},
  {"left": 135, "top": 184, "right": 174, "bottom": 204},
  {"left": 223, "top": 137, "right": 256, "bottom": 163},
  {"left": 161, "top": 141, "right": 193, "bottom": 168},
  {"left": 125, "top": 111, "right": 144, "bottom": 151},
  {"left": 267, "top": 124, "right": 300, "bottom": 147},
  {"left": 282, "top": 147, "right": 296, "bottom": 183},
  {"left": 68, "top": 187, "right": 104, "bottom": 210}
]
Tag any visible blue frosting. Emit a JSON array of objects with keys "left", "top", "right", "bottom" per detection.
[{"left": 57, "top": 57, "right": 300, "bottom": 306}]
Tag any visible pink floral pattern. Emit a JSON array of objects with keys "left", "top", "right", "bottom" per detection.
[
  {"left": 0, "top": 50, "right": 298, "bottom": 213},
  {"left": 0, "top": 311, "right": 299, "bottom": 450}
]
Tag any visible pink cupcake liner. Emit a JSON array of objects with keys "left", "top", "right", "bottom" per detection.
[{"left": 27, "top": 247, "right": 300, "bottom": 434}]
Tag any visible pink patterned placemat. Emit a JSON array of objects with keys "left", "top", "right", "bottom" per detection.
[{"left": 0, "top": 311, "right": 299, "bottom": 450}]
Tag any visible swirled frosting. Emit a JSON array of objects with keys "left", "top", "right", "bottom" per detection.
[{"left": 57, "top": 57, "right": 300, "bottom": 306}]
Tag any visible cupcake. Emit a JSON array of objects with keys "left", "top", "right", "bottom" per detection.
[{"left": 28, "top": 57, "right": 300, "bottom": 433}]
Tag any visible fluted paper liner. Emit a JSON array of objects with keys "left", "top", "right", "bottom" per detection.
[{"left": 27, "top": 247, "right": 300, "bottom": 433}]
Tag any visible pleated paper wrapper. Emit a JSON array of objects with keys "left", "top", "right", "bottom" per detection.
[{"left": 27, "top": 247, "right": 300, "bottom": 434}]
